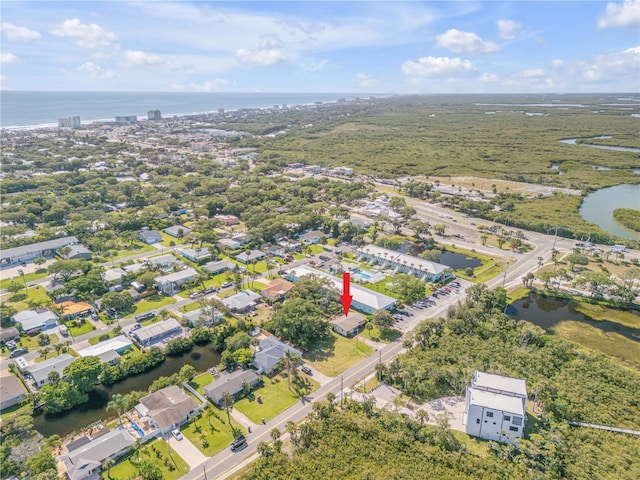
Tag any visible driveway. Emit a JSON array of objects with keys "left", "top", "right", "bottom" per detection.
[
  {"left": 419, "top": 396, "right": 466, "bottom": 432},
  {"left": 166, "top": 434, "right": 207, "bottom": 469}
]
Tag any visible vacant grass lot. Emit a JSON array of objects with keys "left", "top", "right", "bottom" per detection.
[
  {"left": 106, "top": 438, "right": 188, "bottom": 480},
  {"left": 182, "top": 407, "right": 244, "bottom": 456},
  {"left": 126, "top": 295, "right": 176, "bottom": 317},
  {"left": 4, "top": 285, "right": 50, "bottom": 311},
  {"left": 234, "top": 373, "right": 318, "bottom": 423},
  {"left": 306, "top": 332, "right": 374, "bottom": 377}
]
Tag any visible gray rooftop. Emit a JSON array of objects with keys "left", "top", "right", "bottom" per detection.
[
  {"left": 1, "top": 236, "right": 79, "bottom": 262},
  {"left": 27, "top": 353, "right": 76, "bottom": 385},
  {"left": 155, "top": 267, "right": 198, "bottom": 285},
  {"left": 252, "top": 336, "right": 302, "bottom": 373},
  {"left": 204, "top": 369, "right": 261, "bottom": 405},
  {"left": 203, "top": 259, "right": 235, "bottom": 274},
  {"left": 131, "top": 318, "right": 182, "bottom": 343},
  {"left": 222, "top": 290, "right": 261, "bottom": 311},
  {"left": 61, "top": 428, "right": 136, "bottom": 480}
]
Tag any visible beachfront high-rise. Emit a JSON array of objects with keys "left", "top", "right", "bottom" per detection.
[
  {"left": 148, "top": 110, "right": 162, "bottom": 121},
  {"left": 58, "top": 116, "right": 81, "bottom": 128}
]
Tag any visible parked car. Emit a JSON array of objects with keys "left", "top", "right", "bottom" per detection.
[
  {"left": 301, "top": 365, "right": 312, "bottom": 375},
  {"left": 203, "top": 287, "right": 218, "bottom": 294},
  {"left": 171, "top": 429, "right": 183, "bottom": 440},
  {"left": 230, "top": 435, "right": 247, "bottom": 452},
  {"left": 10, "top": 347, "right": 28, "bottom": 358},
  {"left": 189, "top": 291, "right": 203, "bottom": 299},
  {"left": 221, "top": 281, "right": 233, "bottom": 288}
]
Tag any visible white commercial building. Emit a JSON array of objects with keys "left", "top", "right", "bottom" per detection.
[
  {"left": 356, "top": 245, "right": 450, "bottom": 283},
  {"left": 463, "top": 371, "right": 527, "bottom": 444}
]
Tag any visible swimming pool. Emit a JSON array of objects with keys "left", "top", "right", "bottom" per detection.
[{"left": 352, "top": 268, "right": 385, "bottom": 283}]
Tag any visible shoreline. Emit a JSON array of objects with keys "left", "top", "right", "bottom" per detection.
[{"left": 0, "top": 92, "right": 388, "bottom": 131}]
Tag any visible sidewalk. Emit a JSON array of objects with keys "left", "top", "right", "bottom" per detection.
[{"left": 229, "top": 407, "right": 257, "bottom": 429}]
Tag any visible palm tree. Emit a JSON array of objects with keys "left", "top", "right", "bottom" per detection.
[
  {"left": 416, "top": 408, "right": 429, "bottom": 425},
  {"left": 106, "top": 393, "right": 126, "bottom": 427},
  {"left": 283, "top": 350, "right": 301, "bottom": 388},
  {"left": 221, "top": 391, "right": 233, "bottom": 424},
  {"left": 104, "top": 458, "right": 115, "bottom": 479}
]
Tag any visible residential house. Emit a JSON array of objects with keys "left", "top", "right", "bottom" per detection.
[
  {"left": 331, "top": 312, "right": 366, "bottom": 337},
  {"left": 464, "top": 371, "right": 528, "bottom": 444},
  {"left": 261, "top": 278, "right": 295, "bottom": 302},
  {"left": 76, "top": 335, "right": 132, "bottom": 365},
  {"left": 135, "top": 386, "right": 199, "bottom": 434},
  {"left": 59, "top": 301, "right": 94, "bottom": 320},
  {"left": 146, "top": 254, "right": 180, "bottom": 270},
  {"left": 154, "top": 267, "right": 198, "bottom": 294},
  {"left": 26, "top": 353, "right": 76, "bottom": 387},
  {"left": 13, "top": 308, "right": 58, "bottom": 333},
  {"left": 59, "top": 428, "right": 136, "bottom": 480},
  {"left": 252, "top": 336, "right": 302, "bottom": 376},
  {"left": 130, "top": 318, "right": 183, "bottom": 347},
  {"left": 138, "top": 229, "right": 163, "bottom": 244},
  {"left": 0, "top": 374, "right": 27, "bottom": 410},
  {"left": 0, "top": 235, "right": 80, "bottom": 266},
  {"left": 203, "top": 369, "right": 261, "bottom": 406},
  {"left": 177, "top": 247, "right": 212, "bottom": 263},
  {"left": 180, "top": 308, "right": 223, "bottom": 327},
  {"left": 285, "top": 266, "right": 396, "bottom": 314},
  {"left": 202, "top": 259, "right": 235, "bottom": 275},
  {"left": 222, "top": 290, "right": 261, "bottom": 314},
  {"left": 102, "top": 268, "right": 126, "bottom": 284},
  {"left": 213, "top": 214, "right": 239, "bottom": 226},
  {"left": 299, "top": 230, "right": 327, "bottom": 245},
  {"left": 218, "top": 238, "right": 241, "bottom": 250},
  {"left": 231, "top": 233, "right": 251, "bottom": 244},
  {"left": 235, "top": 250, "right": 265, "bottom": 264},
  {"left": 0, "top": 327, "right": 20, "bottom": 344},
  {"left": 163, "top": 225, "right": 192, "bottom": 239},
  {"left": 356, "top": 245, "right": 450, "bottom": 283},
  {"left": 58, "top": 244, "right": 92, "bottom": 261}
]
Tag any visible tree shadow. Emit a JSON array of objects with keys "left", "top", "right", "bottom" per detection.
[
  {"left": 305, "top": 335, "right": 336, "bottom": 362},
  {"left": 290, "top": 375, "right": 313, "bottom": 398}
]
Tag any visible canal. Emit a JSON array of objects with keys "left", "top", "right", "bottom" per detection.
[{"left": 33, "top": 343, "right": 220, "bottom": 438}]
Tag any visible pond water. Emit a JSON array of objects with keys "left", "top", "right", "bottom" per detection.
[
  {"left": 33, "top": 343, "right": 220, "bottom": 438},
  {"left": 506, "top": 293, "right": 639, "bottom": 341},
  {"left": 439, "top": 251, "right": 481, "bottom": 270},
  {"left": 579, "top": 184, "right": 640, "bottom": 241}
]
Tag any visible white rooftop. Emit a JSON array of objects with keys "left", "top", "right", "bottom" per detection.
[
  {"left": 76, "top": 335, "right": 132, "bottom": 358},
  {"left": 286, "top": 265, "right": 396, "bottom": 311},
  {"left": 467, "top": 387, "right": 525, "bottom": 416},
  {"left": 359, "top": 245, "right": 448, "bottom": 276},
  {"left": 473, "top": 371, "right": 527, "bottom": 397},
  {"left": 155, "top": 266, "right": 198, "bottom": 284}
]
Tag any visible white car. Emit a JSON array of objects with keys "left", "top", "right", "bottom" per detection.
[{"left": 171, "top": 429, "right": 183, "bottom": 440}]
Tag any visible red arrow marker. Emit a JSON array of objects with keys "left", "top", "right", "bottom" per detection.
[{"left": 341, "top": 272, "right": 353, "bottom": 316}]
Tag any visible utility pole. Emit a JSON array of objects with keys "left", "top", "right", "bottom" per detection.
[
  {"left": 378, "top": 349, "right": 382, "bottom": 381},
  {"left": 502, "top": 262, "right": 509, "bottom": 289},
  {"left": 202, "top": 465, "right": 208, "bottom": 480},
  {"left": 340, "top": 375, "right": 344, "bottom": 407},
  {"left": 17, "top": 269, "right": 27, "bottom": 297}
]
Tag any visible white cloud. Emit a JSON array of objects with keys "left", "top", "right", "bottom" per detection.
[
  {"left": 51, "top": 18, "right": 116, "bottom": 48},
  {"left": 0, "top": 53, "right": 19, "bottom": 65},
  {"left": 236, "top": 48, "right": 287, "bottom": 66},
  {"left": 0, "top": 23, "right": 41, "bottom": 42},
  {"left": 497, "top": 19, "right": 522, "bottom": 40},
  {"left": 401, "top": 56, "right": 475, "bottom": 77},
  {"left": 301, "top": 59, "right": 329, "bottom": 72},
  {"left": 436, "top": 29, "right": 499, "bottom": 54},
  {"left": 123, "top": 50, "right": 180, "bottom": 70},
  {"left": 353, "top": 73, "right": 380, "bottom": 88},
  {"left": 78, "top": 61, "right": 117, "bottom": 80},
  {"left": 598, "top": 0, "right": 640, "bottom": 29},
  {"left": 189, "top": 78, "right": 228, "bottom": 91},
  {"left": 523, "top": 68, "right": 545, "bottom": 78},
  {"left": 551, "top": 59, "right": 564, "bottom": 67}
]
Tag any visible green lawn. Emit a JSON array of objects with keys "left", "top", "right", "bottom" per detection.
[
  {"left": 111, "top": 243, "right": 157, "bottom": 261},
  {"left": 307, "top": 244, "right": 325, "bottom": 254},
  {"left": 126, "top": 295, "right": 176, "bottom": 317},
  {"left": 306, "top": 332, "right": 374, "bottom": 377},
  {"left": 106, "top": 438, "right": 188, "bottom": 480},
  {"left": 234, "top": 373, "right": 317, "bottom": 423},
  {"left": 182, "top": 407, "right": 244, "bottom": 456},
  {"left": 4, "top": 285, "right": 50, "bottom": 311},
  {"left": 363, "top": 325, "right": 402, "bottom": 343},
  {"left": 189, "top": 372, "right": 214, "bottom": 395},
  {"left": 0, "top": 270, "right": 49, "bottom": 290},
  {"left": 182, "top": 301, "right": 202, "bottom": 313},
  {"left": 88, "top": 331, "right": 117, "bottom": 345},
  {"left": 66, "top": 320, "right": 95, "bottom": 336},
  {"left": 247, "top": 260, "right": 270, "bottom": 274},
  {"left": 0, "top": 400, "right": 31, "bottom": 421},
  {"left": 15, "top": 333, "right": 59, "bottom": 351},
  {"left": 363, "top": 277, "right": 399, "bottom": 298}
]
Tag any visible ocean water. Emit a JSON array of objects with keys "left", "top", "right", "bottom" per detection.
[{"left": 0, "top": 91, "right": 371, "bottom": 128}]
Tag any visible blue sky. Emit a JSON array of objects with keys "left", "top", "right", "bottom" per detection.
[{"left": 1, "top": 1, "right": 639, "bottom": 93}]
